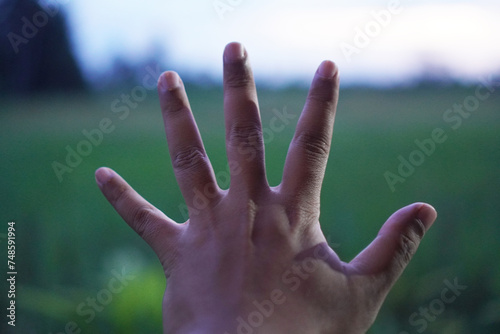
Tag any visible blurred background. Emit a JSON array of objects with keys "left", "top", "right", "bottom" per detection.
[{"left": 1, "top": 0, "right": 499, "bottom": 333}]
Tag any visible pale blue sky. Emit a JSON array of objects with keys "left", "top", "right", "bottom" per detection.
[{"left": 56, "top": 0, "right": 500, "bottom": 85}]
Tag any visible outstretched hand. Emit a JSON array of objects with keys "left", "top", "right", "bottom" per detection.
[{"left": 95, "top": 42, "right": 437, "bottom": 334}]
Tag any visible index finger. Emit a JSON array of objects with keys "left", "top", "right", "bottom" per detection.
[{"left": 158, "top": 71, "right": 220, "bottom": 214}]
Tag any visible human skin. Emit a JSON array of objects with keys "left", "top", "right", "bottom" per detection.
[{"left": 95, "top": 42, "right": 437, "bottom": 333}]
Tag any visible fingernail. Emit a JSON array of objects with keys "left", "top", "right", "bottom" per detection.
[
  {"left": 95, "top": 167, "right": 114, "bottom": 188},
  {"left": 416, "top": 203, "right": 437, "bottom": 230},
  {"left": 317, "top": 60, "right": 338, "bottom": 79},
  {"left": 158, "top": 71, "right": 180, "bottom": 92},
  {"left": 224, "top": 42, "right": 246, "bottom": 62}
]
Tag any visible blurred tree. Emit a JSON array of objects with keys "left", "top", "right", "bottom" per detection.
[{"left": 0, "top": 0, "right": 85, "bottom": 95}]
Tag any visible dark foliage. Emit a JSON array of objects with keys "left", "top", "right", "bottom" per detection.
[{"left": 0, "top": 0, "right": 85, "bottom": 95}]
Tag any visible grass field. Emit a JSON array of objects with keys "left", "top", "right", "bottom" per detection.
[{"left": 1, "top": 84, "right": 499, "bottom": 333}]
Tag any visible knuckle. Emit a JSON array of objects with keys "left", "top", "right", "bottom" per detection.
[
  {"left": 163, "top": 95, "right": 190, "bottom": 115},
  {"left": 132, "top": 205, "right": 160, "bottom": 240},
  {"left": 395, "top": 218, "right": 425, "bottom": 268},
  {"left": 307, "top": 92, "right": 334, "bottom": 108},
  {"left": 172, "top": 146, "right": 207, "bottom": 171},
  {"left": 304, "top": 89, "right": 337, "bottom": 119},
  {"left": 225, "top": 74, "right": 253, "bottom": 89},
  {"left": 309, "top": 79, "right": 337, "bottom": 104},
  {"left": 410, "top": 217, "right": 427, "bottom": 239},
  {"left": 166, "top": 104, "right": 190, "bottom": 115},
  {"left": 229, "top": 122, "right": 263, "bottom": 150},
  {"left": 294, "top": 131, "right": 331, "bottom": 159},
  {"left": 224, "top": 64, "right": 252, "bottom": 89},
  {"left": 109, "top": 183, "right": 129, "bottom": 207},
  {"left": 397, "top": 234, "right": 417, "bottom": 267}
]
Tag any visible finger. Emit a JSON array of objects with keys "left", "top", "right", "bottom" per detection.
[
  {"left": 223, "top": 42, "right": 267, "bottom": 192},
  {"left": 95, "top": 167, "right": 181, "bottom": 267},
  {"left": 158, "top": 71, "right": 220, "bottom": 212},
  {"left": 349, "top": 203, "right": 437, "bottom": 287},
  {"left": 281, "top": 61, "right": 339, "bottom": 206}
]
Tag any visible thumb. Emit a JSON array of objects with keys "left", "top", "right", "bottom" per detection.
[{"left": 349, "top": 202, "right": 437, "bottom": 283}]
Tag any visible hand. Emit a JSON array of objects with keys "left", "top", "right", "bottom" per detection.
[{"left": 95, "top": 42, "right": 437, "bottom": 334}]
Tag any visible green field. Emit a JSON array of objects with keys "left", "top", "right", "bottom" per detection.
[{"left": 1, "top": 84, "right": 499, "bottom": 333}]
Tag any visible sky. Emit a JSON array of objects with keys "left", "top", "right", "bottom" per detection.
[{"left": 55, "top": 0, "right": 500, "bottom": 86}]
